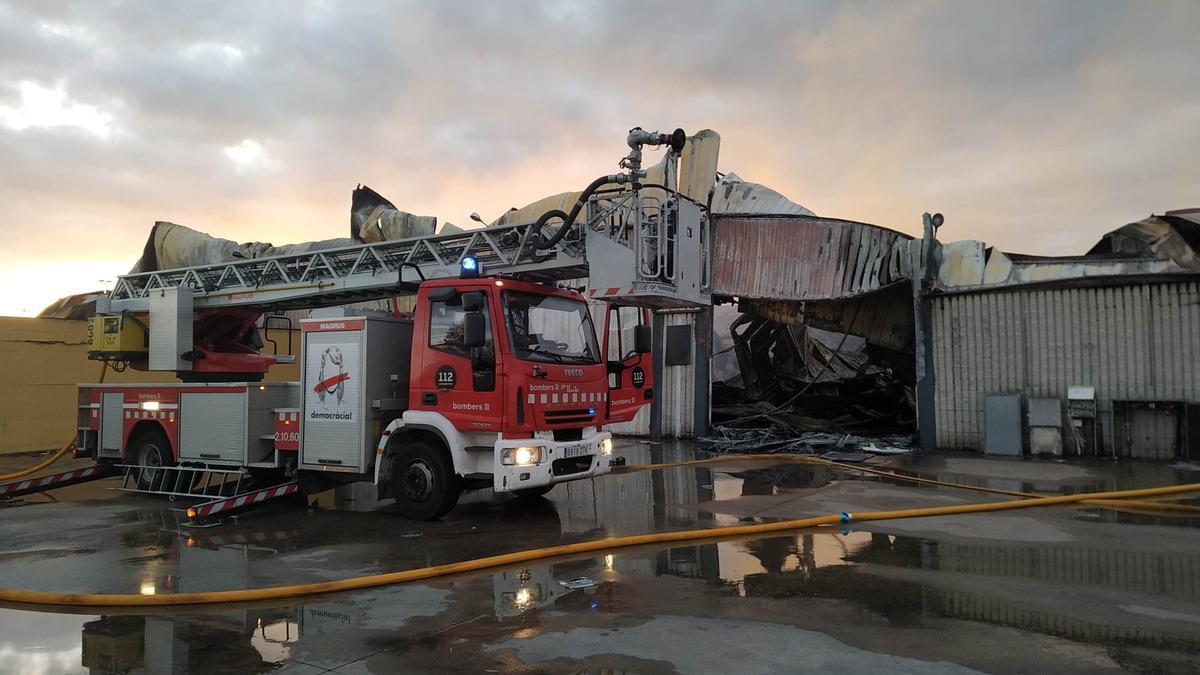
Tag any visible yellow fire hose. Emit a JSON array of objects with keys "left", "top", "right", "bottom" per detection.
[
  {"left": 618, "top": 453, "right": 1200, "bottom": 511},
  {"left": 0, "top": 363, "right": 108, "bottom": 482},
  {"left": 1, "top": 478, "right": 1198, "bottom": 608}
]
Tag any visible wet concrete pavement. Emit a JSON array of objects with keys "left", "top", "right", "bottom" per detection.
[{"left": 1, "top": 442, "right": 1199, "bottom": 674}]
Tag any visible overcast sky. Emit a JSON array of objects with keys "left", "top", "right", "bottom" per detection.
[{"left": 0, "top": 0, "right": 1197, "bottom": 315}]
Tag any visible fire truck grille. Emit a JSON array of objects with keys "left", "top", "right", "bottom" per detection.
[
  {"left": 543, "top": 408, "right": 595, "bottom": 425},
  {"left": 551, "top": 456, "right": 593, "bottom": 476},
  {"left": 553, "top": 428, "right": 584, "bottom": 442}
]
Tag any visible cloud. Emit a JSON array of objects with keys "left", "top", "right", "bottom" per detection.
[
  {"left": 0, "top": 79, "right": 113, "bottom": 138},
  {"left": 223, "top": 138, "right": 279, "bottom": 173},
  {"left": 0, "top": 0, "right": 1197, "bottom": 315}
]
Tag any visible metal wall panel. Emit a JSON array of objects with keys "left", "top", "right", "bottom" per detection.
[
  {"left": 932, "top": 280, "right": 1200, "bottom": 456},
  {"left": 658, "top": 312, "right": 698, "bottom": 438}
]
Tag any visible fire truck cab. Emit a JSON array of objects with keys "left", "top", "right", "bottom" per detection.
[{"left": 370, "top": 273, "right": 652, "bottom": 518}]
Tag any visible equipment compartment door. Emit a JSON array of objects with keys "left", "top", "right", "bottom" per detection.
[
  {"left": 179, "top": 392, "right": 248, "bottom": 463},
  {"left": 100, "top": 392, "right": 124, "bottom": 457},
  {"left": 603, "top": 305, "right": 653, "bottom": 424},
  {"left": 301, "top": 325, "right": 367, "bottom": 471}
]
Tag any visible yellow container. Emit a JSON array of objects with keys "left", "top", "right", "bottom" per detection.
[{"left": 87, "top": 314, "right": 148, "bottom": 358}]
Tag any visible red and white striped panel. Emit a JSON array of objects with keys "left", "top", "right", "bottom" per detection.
[
  {"left": 187, "top": 529, "right": 299, "bottom": 547},
  {"left": 587, "top": 287, "right": 633, "bottom": 298},
  {"left": 123, "top": 410, "right": 177, "bottom": 421},
  {"left": 0, "top": 466, "right": 107, "bottom": 496},
  {"left": 188, "top": 482, "right": 300, "bottom": 520},
  {"left": 526, "top": 391, "right": 606, "bottom": 405}
]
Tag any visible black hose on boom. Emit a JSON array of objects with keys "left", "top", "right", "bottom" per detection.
[{"left": 533, "top": 174, "right": 622, "bottom": 251}]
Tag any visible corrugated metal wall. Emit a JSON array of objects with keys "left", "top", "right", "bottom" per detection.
[
  {"left": 711, "top": 216, "right": 912, "bottom": 301},
  {"left": 657, "top": 311, "right": 699, "bottom": 438},
  {"left": 931, "top": 280, "right": 1200, "bottom": 455}
]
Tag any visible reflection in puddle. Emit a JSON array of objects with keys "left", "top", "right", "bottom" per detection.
[
  {"left": 2, "top": 441, "right": 1200, "bottom": 672},
  {"left": 249, "top": 618, "right": 298, "bottom": 664}
]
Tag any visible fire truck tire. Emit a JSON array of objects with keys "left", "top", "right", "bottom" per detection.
[
  {"left": 512, "top": 485, "right": 554, "bottom": 500},
  {"left": 392, "top": 442, "right": 460, "bottom": 520},
  {"left": 130, "top": 429, "right": 174, "bottom": 490}
]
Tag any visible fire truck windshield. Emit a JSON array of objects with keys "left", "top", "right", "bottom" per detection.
[{"left": 502, "top": 291, "right": 600, "bottom": 365}]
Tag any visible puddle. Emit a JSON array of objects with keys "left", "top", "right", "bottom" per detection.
[{"left": 2, "top": 441, "right": 1200, "bottom": 672}]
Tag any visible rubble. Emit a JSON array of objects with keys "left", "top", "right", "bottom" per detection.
[{"left": 704, "top": 311, "right": 916, "bottom": 455}]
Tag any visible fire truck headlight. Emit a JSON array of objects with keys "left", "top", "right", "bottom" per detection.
[
  {"left": 502, "top": 446, "right": 543, "bottom": 466},
  {"left": 600, "top": 438, "right": 613, "bottom": 456},
  {"left": 140, "top": 401, "right": 161, "bottom": 411}
]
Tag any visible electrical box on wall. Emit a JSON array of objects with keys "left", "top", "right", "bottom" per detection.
[{"left": 1028, "top": 397, "right": 1063, "bottom": 456}]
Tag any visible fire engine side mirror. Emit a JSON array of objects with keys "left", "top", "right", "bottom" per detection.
[
  {"left": 463, "top": 310, "right": 486, "bottom": 348},
  {"left": 634, "top": 324, "right": 652, "bottom": 354},
  {"left": 462, "top": 291, "right": 484, "bottom": 312}
]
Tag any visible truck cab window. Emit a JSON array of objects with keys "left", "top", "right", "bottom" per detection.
[
  {"left": 503, "top": 291, "right": 600, "bottom": 364},
  {"left": 430, "top": 296, "right": 493, "bottom": 359},
  {"left": 607, "top": 305, "right": 644, "bottom": 362}
]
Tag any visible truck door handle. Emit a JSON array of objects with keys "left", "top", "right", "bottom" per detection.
[{"left": 422, "top": 393, "right": 437, "bottom": 405}]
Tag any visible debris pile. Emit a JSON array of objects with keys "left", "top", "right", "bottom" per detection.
[{"left": 704, "top": 313, "right": 916, "bottom": 454}]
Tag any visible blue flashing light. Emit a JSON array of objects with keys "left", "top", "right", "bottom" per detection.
[
  {"left": 460, "top": 256, "right": 480, "bottom": 278},
  {"left": 588, "top": 407, "right": 596, "bottom": 416}
]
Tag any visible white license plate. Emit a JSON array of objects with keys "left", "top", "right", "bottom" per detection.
[{"left": 561, "top": 443, "right": 591, "bottom": 458}]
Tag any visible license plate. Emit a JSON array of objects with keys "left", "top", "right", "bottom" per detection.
[{"left": 561, "top": 443, "right": 591, "bottom": 458}]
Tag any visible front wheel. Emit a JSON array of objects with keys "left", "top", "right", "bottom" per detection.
[{"left": 391, "top": 442, "right": 460, "bottom": 520}]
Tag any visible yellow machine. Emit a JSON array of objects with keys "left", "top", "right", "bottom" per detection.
[{"left": 86, "top": 313, "right": 148, "bottom": 360}]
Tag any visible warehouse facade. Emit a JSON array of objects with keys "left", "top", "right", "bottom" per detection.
[{"left": 930, "top": 279, "right": 1200, "bottom": 458}]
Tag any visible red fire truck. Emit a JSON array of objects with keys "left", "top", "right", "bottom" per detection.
[{"left": 70, "top": 127, "right": 709, "bottom": 520}]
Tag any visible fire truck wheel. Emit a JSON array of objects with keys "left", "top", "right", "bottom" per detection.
[
  {"left": 130, "top": 429, "right": 173, "bottom": 490},
  {"left": 393, "top": 442, "right": 460, "bottom": 520},
  {"left": 512, "top": 485, "right": 554, "bottom": 500}
]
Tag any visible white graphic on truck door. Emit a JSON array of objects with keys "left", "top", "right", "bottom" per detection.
[{"left": 305, "top": 340, "right": 359, "bottom": 423}]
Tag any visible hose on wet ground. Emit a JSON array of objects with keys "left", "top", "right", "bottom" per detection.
[
  {"left": 0, "top": 362, "right": 108, "bottom": 482},
  {"left": 615, "top": 453, "right": 1200, "bottom": 511},
  {"left": 1, "top": 476, "right": 1198, "bottom": 608}
]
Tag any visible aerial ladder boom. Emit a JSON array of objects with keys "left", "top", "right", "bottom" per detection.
[
  {"left": 91, "top": 126, "right": 713, "bottom": 378},
  {"left": 104, "top": 216, "right": 592, "bottom": 315}
]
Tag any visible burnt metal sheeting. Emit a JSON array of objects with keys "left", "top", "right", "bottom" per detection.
[
  {"left": 712, "top": 216, "right": 912, "bottom": 301},
  {"left": 1087, "top": 210, "right": 1200, "bottom": 272},
  {"left": 745, "top": 283, "right": 915, "bottom": 355}
]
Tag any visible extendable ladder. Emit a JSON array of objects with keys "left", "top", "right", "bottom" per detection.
[
  {"left": 117, "top": 464, "right": 252, "bottom": 499},
  {"left": 106, "top": 218, "right": 593, "bottom": 314}
]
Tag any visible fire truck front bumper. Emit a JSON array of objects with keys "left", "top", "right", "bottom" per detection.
[{"left": 492, "top": 430, "right": 614, "bottom": 493}]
